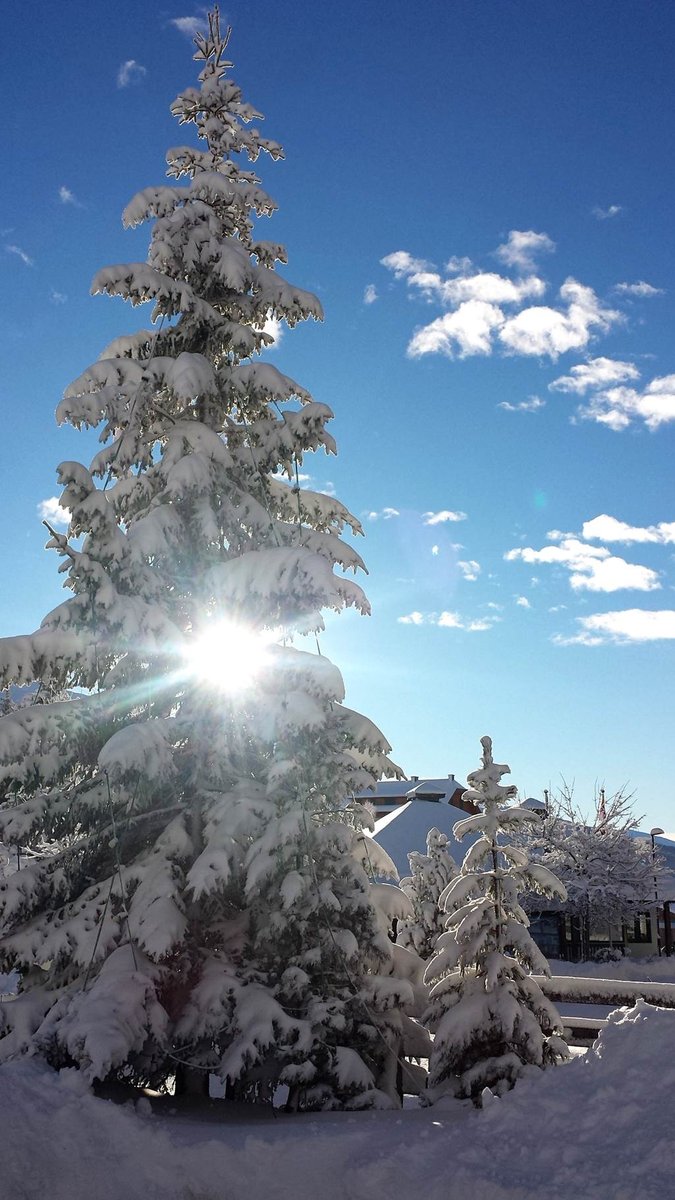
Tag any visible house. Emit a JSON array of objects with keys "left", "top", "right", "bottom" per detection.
[
  {"left": 354, "top": 774, "right": 476, "bottom": 821},
  {"left": 367, "top": 782, "right": 675, "bottom": 962}
]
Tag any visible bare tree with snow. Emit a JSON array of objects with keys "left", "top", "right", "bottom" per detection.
[
  {"left": 523, "top": 785, "right": 656, "bottom": 959},
  {"left": 424, "top": 736, "right": 569, "bottom": 1105}
]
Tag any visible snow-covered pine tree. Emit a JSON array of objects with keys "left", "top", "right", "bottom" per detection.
[
  {"left": 0, "top": 10, "right": 413, "bottom": 1109},
  {"left": 396, "top": 828, "right": 458, "bottom": 960},
  {"left": 424, "top": 737, "right": 569, "bottom": 1105}
]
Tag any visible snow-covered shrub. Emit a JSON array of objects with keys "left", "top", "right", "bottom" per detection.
[
  {"left": 396, "top": 828, "right": 458, "bottom": 960},
  {"left": 424, "top": 736, "right": 569, "bottom": 1105},
  {"left": 0, "top": 11, "right": 410, "bottom": 1109}
]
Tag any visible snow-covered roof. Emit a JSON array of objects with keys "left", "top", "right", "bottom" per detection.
[
  {"left": 356, "top": 776, "right": 464, "bottom": 805},
  {"left": 372, "top": 799, "right": 478, "bottom": 878}
]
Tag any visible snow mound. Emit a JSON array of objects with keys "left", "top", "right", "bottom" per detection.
[{"left": 0, "top": 1004, "right": 673, "bottom": 1199}]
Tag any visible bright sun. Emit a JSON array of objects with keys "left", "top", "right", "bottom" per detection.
[{"left": 185, "top": 619, "right": 275, "bottom": 693}]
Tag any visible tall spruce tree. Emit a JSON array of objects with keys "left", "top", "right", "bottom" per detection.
[
  {"left": 0, "top": 11, "right": 413, "bottom": 1108},
  {"left": 424, "top": 737, "right": 569, "bottom": 1105}
]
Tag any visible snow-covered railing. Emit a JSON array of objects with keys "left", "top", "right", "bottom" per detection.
[
  {"left": 559, "top": 1015, "right": 608, "bottom": 1044},
  {"left": 533, "top": 975, "right": 675, "bottom": 1008}
]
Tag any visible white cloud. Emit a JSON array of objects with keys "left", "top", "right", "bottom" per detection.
[
  {"left": 549, "top": 356, "right": 640, "bottom": 395},
  {"left": 582, "top": 514, "right": 675, "bottom": 545},
  {"left": 498, "top": 395, "right": 545, "bottom": 413},
  {"left": 495, "top": 230, "right": 556, "bottom": 272},
  {"left": 445, "top": 255, "right": 473, "bottom": 275},
  {"left": 58, "top": 185, "right": 82, "bottom": 207},
  {"left": 431, "top": 544, "right": 439, "bottom": 556},
  {"left": 380, "top": 250, "right": 431, "bottom": 278},
  {"left": 499, "top": 280, "right": 621, "bottom": 360},
  {"left": 5, "top": 243, "right": 33, "bottom": 267},
  {"left": 363, "top": 284, "right": 377, "bottom": 305},
  {"left": 50, "top": 289, "right": 67, "bottom": 304},
  {"left": 170, "top": 14, "right": 208, "bottom": 37},
  {"left": 408, "top": 299, "right": 504, "bottom": 358},
  {"left": 38, "top": 497, "right": 69, "bottom": 529},
  {"left": 398, "top": 611, "right": 426, "bottom": 625},
  {"left": 505, "top": 537, "right": 660, "bottom": 593},
  {"left": 559, "top": 609, "right": 675, "bottom": 645},
  {"left": 409, "top": 270, "right": 546, "bottom": 308},
  {"left": 272, "top": 470, "right": 312, "bottom": 485},
  {"left": 458, "top": 559, "right": 481, "bottom": 581},
  {"left": 579, "top": 374, "right": 675, "bottom": 431},
  {"left": 117, "top": 60, "right": 147, "bottom": 89},
  {"left": 614, "top": 281, "right": 664, "bottom": 297},
  {"left": 366, "top": 507, "right": 400, "bottom": 521},
  {"left": 592, "top": 204, "right": 622, "bottom": 220},
  {"left": 398, "top": 609, "right": 498, "bottom": 631},
  {"left": 516, "top": 596, "right": 531, "bottom": 608},
  {"left": 423, "top": 510, "right": 467, "bottom": 525}
]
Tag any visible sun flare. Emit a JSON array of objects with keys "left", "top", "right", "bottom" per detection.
[{"left": 185, "top": 619, "right": 275, "bottom": 693}]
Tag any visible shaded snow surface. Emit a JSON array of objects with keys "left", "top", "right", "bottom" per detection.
[{"left": 1, "top": 1002, "right": 673, "bottom": 1200}]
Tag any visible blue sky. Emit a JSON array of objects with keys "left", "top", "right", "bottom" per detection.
[{"left": 2, "top": 1, "right": 675, "bottom": 828}]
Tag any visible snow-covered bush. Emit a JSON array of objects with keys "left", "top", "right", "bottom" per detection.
[
  {"left": 396, "top": 828, "right": 458, "bottom": 960},
  {"left": 424, "top": 736, "right": 569, "bottom": 1105},
  {"left": 0, "top": 11, "right": 410, "bottom": 1109}
]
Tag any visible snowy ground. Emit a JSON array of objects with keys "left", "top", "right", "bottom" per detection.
[{"left": 1, "top": 999, "right": 674, "bottom": 1200}]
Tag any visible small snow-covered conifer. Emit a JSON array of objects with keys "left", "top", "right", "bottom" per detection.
[
  {"left": 424, "top": 737, "right": 569, "bottom": 1104},
  {"left": 397, "top": 828, "right": 458, "bottom": 960},
  {"left": 0, "top": 10, "right": 411, "bottom": 1108}
]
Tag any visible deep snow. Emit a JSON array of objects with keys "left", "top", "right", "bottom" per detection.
[{"left": 0, "top": 1000, "right": 673, "bottom": 1200}]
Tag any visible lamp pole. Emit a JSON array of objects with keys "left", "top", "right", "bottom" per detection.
[{"left": 650, "top": 827, "right": 664, "bottom": 956}]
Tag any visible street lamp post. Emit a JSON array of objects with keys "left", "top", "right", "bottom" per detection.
[{"left": 650, "top": 827, "right": 664, "bottom": 956}]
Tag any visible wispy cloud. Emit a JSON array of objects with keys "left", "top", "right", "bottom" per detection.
[
  {"left": 505, "top": 537, "right": 661, "bottom": 593},
  {"left": 582, "top": 514, "right": 675, "bottom": 544},
  {"left": 58, "top": 185, "right": 83, "bottom": 207},
  {"left": 516, "top": 596, "right": 531, "bottom": 608},
  {"left": 445, "top": 255, "right": 473, "bottom": 275},
  {"left": 458, "top": 559, "right": 481, "bottom": 581},
  {"left": 380, "top": 250, "right": 431, "bottom": 278},
  {"left": 5, "top": 244, "right": 33, "bottom": 267},
  {"left": 423, "top": 509, "right": 467, "bottom": 525},
  {"left": 365, "top": 507, "right": 400, "bottom": 521},
  {"left": 170, "top": 13, "right": 208, "bottom": 37},
  {"left": 549, "top": 357, "right": 675, "bottom": 430},
  {"left": 614, "top": 280, "right": 664, "bottom": 297},
  {"left": 495, "top": 230, "right": 556, "bottom": 272},
  {"left": 38, "top": 497, "right": 69, "bottom": 529},
  {"left": 550, "top": 357, "right": 640, "bottom": 395},
  {"left": 363, "top": 284, "right": 378, "bottom": 305},
  {"left": 580, "top": 374, "right": 675, "bottom": 431},
  {"left": 117, "top": 60, "right": 147, "bottom": 89},
  {"left": 398, "top": 609, "right": 498, "bottom": 631},
  {"left": 50, "top": 288, "right": 67, "bottom": 305},
  {"left": 498, "top": 395, "right": 545, "bottom": 413},
  {"left": 557, "top": 609, "right": 675, "bottom": 645},
  {"left": 592, "top": 204, "right": 622, "bottom": 220}
]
